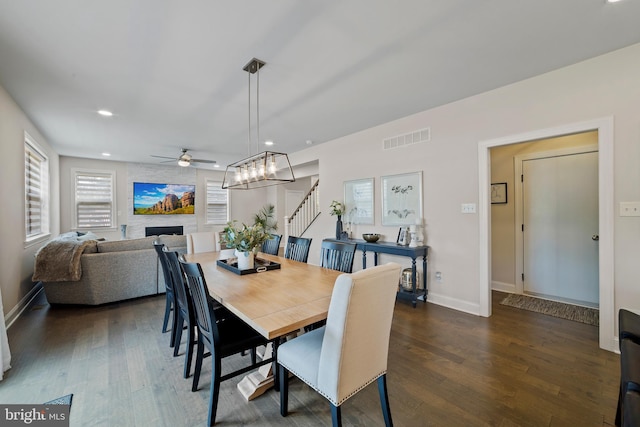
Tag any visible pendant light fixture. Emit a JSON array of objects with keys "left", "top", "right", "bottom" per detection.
[{"left": 222, "top": 58, "right": 295, "bottom": 190}]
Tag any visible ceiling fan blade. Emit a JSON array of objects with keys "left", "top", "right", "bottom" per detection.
[
  {"left": 191, "top": 158, "right": 216, "bottom": 164},
  {"left": 150, "top": 155, "right": 177, "bottom": 160}
]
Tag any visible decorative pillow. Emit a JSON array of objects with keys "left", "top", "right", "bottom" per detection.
[
  {"left": 57, "top": 231, "right": 79, "bottom": 241},
  {"left": 77, "top": 231, "right": 99, "bottom": 241}
]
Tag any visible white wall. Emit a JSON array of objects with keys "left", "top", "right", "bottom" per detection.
[
  {"left": 290, "top": 43, "right": 640, "bottom": 331},
  {"left": 0, "top": 84, "right": 59, "bottom": 323},
  {"left": 60, "top": 157, "right": 268, "bottom": 241}
]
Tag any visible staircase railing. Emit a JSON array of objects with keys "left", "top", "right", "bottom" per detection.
[{"left": 284, "top": 180, "right": 320, "bottom": 243}]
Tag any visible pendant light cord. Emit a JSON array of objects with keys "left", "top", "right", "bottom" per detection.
[
  {"left": 247, "top": 70, "right": 251, "bottom": 156},
  {"left": 256, "top": 65, "right": 260, "bottom": 155}
]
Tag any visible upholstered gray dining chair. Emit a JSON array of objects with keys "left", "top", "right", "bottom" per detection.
[{"left": 277, "top": 262, "right": 402, "bottom": 427}]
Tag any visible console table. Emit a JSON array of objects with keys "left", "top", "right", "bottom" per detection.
[{"left": 325, "top": 238, "right": 429, "bottom": 307}]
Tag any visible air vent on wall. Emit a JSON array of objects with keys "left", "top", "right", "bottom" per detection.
[{"left": 383, "top": 127, "right": 430, "bottom": 150}]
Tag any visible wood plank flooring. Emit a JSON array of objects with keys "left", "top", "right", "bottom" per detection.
[{"left": 0, "top": 290, "right": 619, "bottom": 426}]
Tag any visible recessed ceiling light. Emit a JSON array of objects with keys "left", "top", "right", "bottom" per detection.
[
  {"left": 264, "top": 140, "right": 274, "bottom": 146},
  {"left": 213, "top": 164, "right": 220, "bottom": 168},
  {"left": 101, "top": 152, "right": 111, "bottom": 157},
  {"left": 606, "top": 0, "right": 623, "bottom": 3},
  {"left": 97, "top": 110, "right": 113, "bottom": 117}
]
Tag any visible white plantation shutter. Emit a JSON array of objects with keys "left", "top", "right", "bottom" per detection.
[
  {"left": 74, "top": 170, "right": 115, "bottom": 228},
  {"left": 206, "top": 181, "right": 228, "bottom": 224},
  {"left": 24, "top": 135, "right": 49, "bottom": 240}
]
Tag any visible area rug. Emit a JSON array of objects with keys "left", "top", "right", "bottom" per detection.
[
  {"left": 44, "top": 394, "right": 73, "bottom": 406},
  {"left": 500, "top": 294, "right": 599, "bottom": 326}
]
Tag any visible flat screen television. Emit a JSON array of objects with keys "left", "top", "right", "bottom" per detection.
[{"left": 133, "top": 182, "right": 195, "bottom": 215}]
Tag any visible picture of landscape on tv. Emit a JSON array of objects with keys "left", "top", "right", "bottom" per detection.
[{"left": 133, "top": 182, "right": 195, "bottom": 215}]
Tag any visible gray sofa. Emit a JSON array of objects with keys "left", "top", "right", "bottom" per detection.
[{"left": 41, "top": 235, "right": 187, "bottom": 305}]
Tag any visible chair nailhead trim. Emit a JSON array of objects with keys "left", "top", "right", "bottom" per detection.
[{"left": 279, "top": 363, "right": 386, "bottom": 407}]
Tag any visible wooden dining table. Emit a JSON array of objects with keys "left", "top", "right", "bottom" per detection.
[
  {"left": 183, "top": 251, "right": 342, "bottom": 340},
  {"left": 182, "top": 251, "right": 343, "bottom": 397}
]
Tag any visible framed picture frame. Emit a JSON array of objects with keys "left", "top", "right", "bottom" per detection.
[
  {"left": 381, "top": 171, "right": 423, "bottom": 226},
  {"left": 491, "top": 182, "right": 507, "bottom": 204},
  {"left": 344, "top": 178, "right": 374, "bottom": 225},
  {"left": 396, "top": 226, "right": 409, "bottom": 245}
]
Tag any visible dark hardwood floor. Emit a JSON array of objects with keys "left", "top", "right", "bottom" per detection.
[{"left": 0, "top": 290, "right": 619, "bottom": 426}]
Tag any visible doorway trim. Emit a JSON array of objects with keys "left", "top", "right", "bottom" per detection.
[{"left": 478, "top": 117, "right": 615, "bottom": 351}]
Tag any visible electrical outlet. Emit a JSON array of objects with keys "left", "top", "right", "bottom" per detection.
[
  {"left": 435, "top": 271, "right": 442, "bottom": 282},
  {"left": 461, "top": 203, "right": 476, "bottom": 214},
  {"left": 620, "top": 202, "right": 640, "bottom": 217}
]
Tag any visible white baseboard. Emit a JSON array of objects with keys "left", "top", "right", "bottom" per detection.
[
  {"left": 5, "top": 283, "right": 43, "bottom": 329},
  {"left": 427, "top": 292, "right": 481, "bottom": 316},
  {"left": 491, "top": 280, "right": 516, "bottom": 293}
]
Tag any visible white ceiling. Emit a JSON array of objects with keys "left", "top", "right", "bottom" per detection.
[{"left": 1, "top": 1, "right": 639, "bottom": 168}]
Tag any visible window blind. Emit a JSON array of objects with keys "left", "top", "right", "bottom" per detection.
[
  {"left": 25, "top": 142, "right": 46, "bottom": 238},
  {"left": 75, "top": 171, "right": 114, "bottom": 228}
]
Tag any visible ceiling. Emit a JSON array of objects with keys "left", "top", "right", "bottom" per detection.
[{"left": 1, "top": 1, "right": 639, "bottom": 169}]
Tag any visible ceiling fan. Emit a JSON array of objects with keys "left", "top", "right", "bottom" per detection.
[{"left": 151, "top": 148, "right": 216, "bottom": 167}]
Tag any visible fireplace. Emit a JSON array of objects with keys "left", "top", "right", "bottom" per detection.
[{"left": 145, "top": 226, "right": 184, "bottom": 237}]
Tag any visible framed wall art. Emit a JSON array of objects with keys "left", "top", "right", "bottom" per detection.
[
  {"left": 381, "top": 171, "right": 423, "bottom": 226},
  {"left": 344, "top": 178, "right": 374, "bottom": 225},
  {"left": 491, "top": 182, "right": 507, "bottom": 204}
]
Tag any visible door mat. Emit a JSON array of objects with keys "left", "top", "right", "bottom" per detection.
[
  {"left": 44, "top": 393, "right": 73, "bottom": 406},
  {"left": 500, "top": 294, "right": 599, "bottom": 326}
]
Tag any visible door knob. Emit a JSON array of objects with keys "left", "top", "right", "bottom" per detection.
[{"left": 592, "top": 234, "right": 599, "bottom": 241}]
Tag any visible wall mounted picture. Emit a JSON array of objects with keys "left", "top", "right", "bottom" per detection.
[
  {"left": 381, "top": 171, "right": 423, "bottom": 226},
  {"left": 344, "top": 178, "right": 374, "bottom": 225},
  {"left": 491, "top": 182, "right": 507, "bottom": 204}
]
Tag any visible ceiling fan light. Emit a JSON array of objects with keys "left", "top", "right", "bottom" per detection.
[{"left": 178, "top": 159, "right": 190, "bottom": 167}]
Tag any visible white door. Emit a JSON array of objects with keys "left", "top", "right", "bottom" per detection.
[{"left": 522, "top": 151, "right": 599, "bottom": 306}]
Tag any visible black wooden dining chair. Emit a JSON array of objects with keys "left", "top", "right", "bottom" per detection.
[
  {"left": 153, "top": 242, "right": 177, "bottom": 348},
  {"left": 163, "top": 248, "right": 198, "bottom": 378},
  {"left": 302, "top": 240, "right": 359, "bottom": 332},
  {"left": 284, "top": 236, "right": 312, "bottom": 263},
  {"left": 179, "top": 258, "right": 272, "bottom": 426},
  {"left": 320, "top": 239, "right": 357, "bottom": 273},
  {"left": 261, "top": 233, "right": 282, "bottom": 255}
]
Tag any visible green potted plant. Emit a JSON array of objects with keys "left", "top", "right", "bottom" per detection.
[
  {"left": 253, "top": 203, "right": 278, "bottom": 233},
  {"left": 221, "top": 220, "right": 271, "bottom": 270}
]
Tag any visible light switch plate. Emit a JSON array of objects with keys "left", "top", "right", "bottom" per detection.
[
  {"left": 620, "top": 202, "right": 640, "bottom": 217},
  {"left": 461, "top": 203, "right": 476, "bottom": 214}
]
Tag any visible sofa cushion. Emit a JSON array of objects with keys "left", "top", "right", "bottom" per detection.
[{"left": 97, "top": 236, "right": 155, "bottom": 253}]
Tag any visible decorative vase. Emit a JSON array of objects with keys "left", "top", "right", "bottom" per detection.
[
  {"left": 120, "top": 224, "right": 127, "bottom": 240},
  {"left": 335, "top": 215, "right": 343, "bottom": 240},
  {"left": 235, "top": 250, "right": 255, "bottom": 270}
]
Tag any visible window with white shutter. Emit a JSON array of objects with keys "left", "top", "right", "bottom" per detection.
[
  {"left": 206, "top": 180, "right": 228, "bottom": 225},
  {"left": 24, "top": 133, "right": 50, "bottom": 241},
  {"left": 73, "top": 169, "right": 116, "bottom": 229}
]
